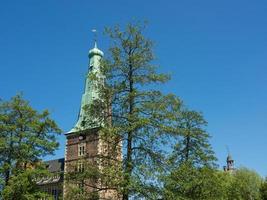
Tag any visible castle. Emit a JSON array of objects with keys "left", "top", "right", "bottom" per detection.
[{"left": 36, "top": 41, "right": 236, "bottom": 200}]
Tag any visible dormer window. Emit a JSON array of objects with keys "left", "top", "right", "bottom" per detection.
[{"left": 78, "top": 143, "right": 86, "bottom": 156}]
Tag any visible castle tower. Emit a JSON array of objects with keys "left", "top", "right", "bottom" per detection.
[
  {"left": 64, "top": 42, "right": 120, "bottom": 199},
  {"left": 223, "top": 153, "right": 235, "bottom": 172}
]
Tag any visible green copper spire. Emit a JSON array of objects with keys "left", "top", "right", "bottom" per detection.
[{"left": 68, "top": 41, "right": 104, "bottom": 133}]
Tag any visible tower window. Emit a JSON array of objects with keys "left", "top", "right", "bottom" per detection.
[
  {"left": 77, "top": 161, "right": 84, "bottom": 172},
  {"left": 78, "top": 143, "right": 86, "bottom": 156}
]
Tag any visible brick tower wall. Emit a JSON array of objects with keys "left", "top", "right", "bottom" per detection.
[{"left": 63, "top": 128, "right": 121, "bottom": 199}]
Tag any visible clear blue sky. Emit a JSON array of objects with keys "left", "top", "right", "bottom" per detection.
[{"left": 1, "top": 0, "right": 267, "bottom": 176}]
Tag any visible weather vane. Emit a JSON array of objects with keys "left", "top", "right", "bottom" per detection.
[
  {"left": 92, "top": 29, "right": 97, "bottom": 46},
  {"left": 226, "top": 145, "right": 230, "bottom": 155}
]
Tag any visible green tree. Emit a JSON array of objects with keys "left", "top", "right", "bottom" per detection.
[
  {"left": 2, "top": 168, "right": 53, "bottom": 200},
  {"left": 0, "top": 94, "right": 61, "bottom": 199},
  {"left": 163, "top": 163, "right": 227, "bottom": 200},
  {"left": 162, "top": 108, "right": 219, "bottom": 200},
  {"left": 168, "top": 109, "right": 216, "bottom": 167},
  {"left": 227, "top": 168, "right": 262, "bottom": 200}
]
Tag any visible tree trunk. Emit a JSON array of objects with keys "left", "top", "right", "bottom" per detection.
[
  {"left": 123, "top": 62, "right": 134, "bottom": 200},
  {"left": 185, "top": 130, "right": 190, "bottom": 162},
  {"left": 4, "top": 168, "right": 10, "bottom": 186}
]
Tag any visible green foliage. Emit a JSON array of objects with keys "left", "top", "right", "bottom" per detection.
[
  {"left": 228, "top": 168, "right": 262, "bottom": 200},
  {"left": 100, "top": 22, "right": 179, "bottom": 199},
  {"left": 162, "top": 104, "right": 217, "bottom": 199},
  {"left": 0, "top": 94, "right": 61, "bottom": 199},
  {"left": 168, "top": 109, "right": 216, "bottom": 168},
  {"left": 163, "top": 164, "right": 264, "bottom": 200},
  {"left": 162, "top": 163, "right": 224, "bottom": 200},
  {"left": 260, "top": 177, "right": 267, "bottom": 200},
  {"left": 2, "top": 168, "right": 53, "bottom": 200}
]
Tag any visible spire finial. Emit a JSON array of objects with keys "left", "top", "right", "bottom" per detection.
[
  {"left": 226, "top": 145, "right": 230, "bottom": 156},
  {"left": 92, "top": 29, "right": 97, "bottom": 48}
]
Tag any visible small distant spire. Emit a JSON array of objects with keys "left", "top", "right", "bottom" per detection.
[
  {"left": 92, "top": 29, "right": 97, "bottom": 48},
  {"left": 226, "top": 145, "right": 233, "bottom": 161},
  {"left": 223, "top": 145, "right": 235, "bottom": 172}
]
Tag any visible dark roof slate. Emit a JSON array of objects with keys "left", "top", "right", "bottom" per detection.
[{"left": 45, "top": 158, "right": 65, "bottom": 173}]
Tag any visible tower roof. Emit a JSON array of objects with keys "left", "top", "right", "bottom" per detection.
[
  {"left": 89, "top": 42, "right": 104, "bottom": 58},
  {"left": 68, "top": 41, "right": 104, "bottom": 134},
  {"left": 227, "top": 154, "right": 233, "bottom": 162}
]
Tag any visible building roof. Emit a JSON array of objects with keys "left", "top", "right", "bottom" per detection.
[
  {"left": 36, "top": 158, "right": 65, "bottom": 185},
  {"left": 227, "top": 154, "right": 233, "bottom": 162},
  {"left": 89, "top": 42, "right": 104, "bottom": 57},
  {"left": 45, "top": 158, "right": 65, "bottom": 173},
  {"left": 68, "top": 42, "right": 104, "bottom": 134}
]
